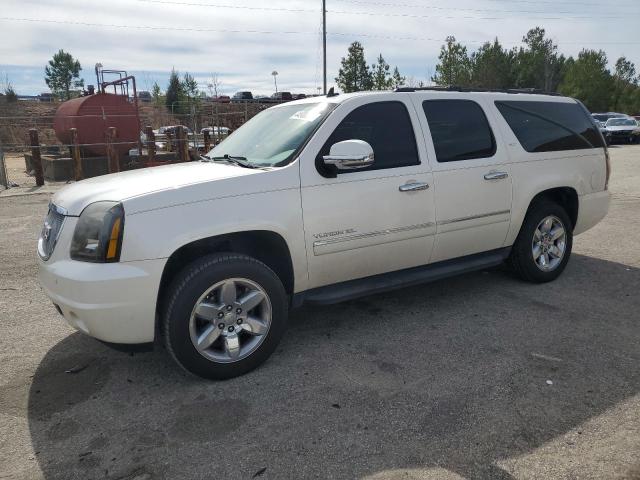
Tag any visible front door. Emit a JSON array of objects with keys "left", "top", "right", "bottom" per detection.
[
  {"left": 412, "top": 95, "right": 513, "bottom": 263},
  {"left": 299, "top": 95, "right": 436, "bottom": 289}
]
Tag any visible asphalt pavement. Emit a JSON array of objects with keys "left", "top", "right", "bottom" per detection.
[{"left": 1, "top": 146, "right": 639, "bottom": 480}]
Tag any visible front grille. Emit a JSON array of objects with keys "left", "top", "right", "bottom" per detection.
[
  {"left": 610, "top": 130, "right": 633, "bottom": 137},
  {"left": 38, "top": 204, "right": 66, "bottom": 260}
]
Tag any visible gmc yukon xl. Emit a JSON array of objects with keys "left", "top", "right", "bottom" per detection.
[{"left": 38, "top": 89, "right": 611, "bottom": 379}]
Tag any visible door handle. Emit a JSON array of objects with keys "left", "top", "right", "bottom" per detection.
[
  {"left": 399, "top": 182, "right": 430, "bottom": 192},
  {"left": 484, "top": 171, "right": 509, "bottom": 181}
]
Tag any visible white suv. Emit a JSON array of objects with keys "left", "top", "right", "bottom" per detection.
[{"left": 38, "top": 89, "right": 611, "bottom": 379}]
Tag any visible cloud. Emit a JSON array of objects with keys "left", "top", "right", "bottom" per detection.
[{"left": 1, "top": 0, "right": 639, "bottom": 95}]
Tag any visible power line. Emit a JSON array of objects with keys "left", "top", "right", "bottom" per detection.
[
  {"left": 2, "top": 17, "right": 640, "bottom": 45},
  {"left": 136, "top": 0, "right": 640, "bottom": 19},
  {"left": 332, "top": 0, "right": 638, "bottom": 11}
]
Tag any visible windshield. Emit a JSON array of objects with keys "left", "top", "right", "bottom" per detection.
[
  {"left": 206, "top": 102, "right": 334, "bottom": 167},
  {"left": 606, "top": 118, "right": 636, "bottom": 127},
  {"left": 593, "top": 114, "right": 610, "bottom": 123}
]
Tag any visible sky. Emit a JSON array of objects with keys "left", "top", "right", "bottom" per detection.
[{"left": 1, "top": 0, "right": 639, "bottom": 96}]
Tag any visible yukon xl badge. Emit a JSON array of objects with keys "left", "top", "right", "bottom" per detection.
[{"left": 313, "top": 228, "right": 356, "bottom": 239}]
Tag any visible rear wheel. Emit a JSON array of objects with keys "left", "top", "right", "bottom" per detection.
[
  {"left": 163, "top": 253, "right": 288, "bottom": 379},
  {"left": 510, "top": 201, "right": 573, "bottom": 283}
]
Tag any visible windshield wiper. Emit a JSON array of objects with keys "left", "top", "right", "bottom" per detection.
[{"left": 209, "top": 154, "right": 258, "bottom": 169}]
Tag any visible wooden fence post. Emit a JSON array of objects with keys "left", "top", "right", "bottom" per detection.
[
  {"left": 106, "top": 127, "right": 120, "bottom": 173},
  {"left": 203, "top": 129, "right": 211, "bottom": 153},
  {"left": 177, "top": 126, "right": 189, "bottom": 162},
  {"left": 70, "top": 128, "right": 83, "bottom": 181},
  {"left": 145, "top": 126, "right": 155, "bottom": 165},
  {"left": 29, "top": 129, "right": 44, "bottom": 186},
  {"left": 165, "top": 131, "right": 173, "bottom": 152}
]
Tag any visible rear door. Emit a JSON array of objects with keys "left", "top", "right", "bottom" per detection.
[{"left": 411, "top": 95, "right": 513, "bottom": 263}]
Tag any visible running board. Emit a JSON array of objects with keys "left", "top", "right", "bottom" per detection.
[{"left": 292, "top": 247, "right": 511, "bottom": 308}]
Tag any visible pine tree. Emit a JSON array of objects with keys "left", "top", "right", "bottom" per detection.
[
  {"left": 372, "top": 54, "right": 392, "bottom": 90},
  {"left": 432, "top": 36, "right": 472, "bottom": 87},
  {"left": 151, "top": 82, "right": 163, "bottom": 106},
  {"left": 336, "top": 42, "right": 373, "bottom": 93},
  {"left": 391, "top": 67, "right": 405, "bottom": 89},
  {"left": 166, "top": 68, "right": 185, "bottom": 113}
]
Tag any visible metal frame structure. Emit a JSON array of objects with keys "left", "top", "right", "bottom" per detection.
[{"left": 95, "top": 65, "right": 142, "bottom": 154}]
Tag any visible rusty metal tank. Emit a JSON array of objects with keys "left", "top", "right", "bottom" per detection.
[{"left": 53, "top": 93, "right": 139, "bottom": 156}]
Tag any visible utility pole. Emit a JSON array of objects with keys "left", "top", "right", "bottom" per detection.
[
  {"left": 272, "top": 70, "right": 278, "bottom": 94},
  {"left": 322, "top": 0, "right": 327, "bottom": 95}
]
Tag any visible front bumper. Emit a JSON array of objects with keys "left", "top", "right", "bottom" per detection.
[{"left": 38, "top": 217, "right": 166, "bottom": 344}]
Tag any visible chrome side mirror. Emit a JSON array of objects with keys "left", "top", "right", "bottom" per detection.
[{"left": 323, "top": 139, "right": 374, "bottom": 171}]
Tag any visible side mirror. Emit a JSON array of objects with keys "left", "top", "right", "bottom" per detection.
[{"left": 322, "top": 139, "right": 374, "bottom": 171}]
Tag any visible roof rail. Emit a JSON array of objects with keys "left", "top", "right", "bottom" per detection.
[{"left": 394, "top": 86, "right": 564, "bottom": 97}]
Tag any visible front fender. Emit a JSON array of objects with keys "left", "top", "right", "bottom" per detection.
[{"left": 120, "top": 188, "right": 310, "bottom": 292}]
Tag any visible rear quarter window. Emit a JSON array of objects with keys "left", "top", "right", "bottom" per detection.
[{"left": 495, "top": 100, "right": 605, "bottom": 153}]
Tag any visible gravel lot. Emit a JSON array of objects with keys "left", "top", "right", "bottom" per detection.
[{"left": 1, "top": 146, "right": 639, "bottom": 480}]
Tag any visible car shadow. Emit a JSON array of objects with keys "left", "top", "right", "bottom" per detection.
[{"left": 24, "top": 254, "right": 640, "bottom": 479}]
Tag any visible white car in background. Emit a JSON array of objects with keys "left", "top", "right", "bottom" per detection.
[{"left": 602, "top": 117, "right": 640, "bottom": 144}]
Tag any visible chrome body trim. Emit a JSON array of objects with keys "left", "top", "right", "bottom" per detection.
[
  {"left": 484, "top": 171, "right": 509, "bottom": 181},
  {"left": 399, "top": 182, "right": 430, "bottom": 192},
  {"left": 313, "top": 222, "right": 436, "bottom": 247},
  {"left": 438, "top": 210, "right": 511, "bottom": 226}
]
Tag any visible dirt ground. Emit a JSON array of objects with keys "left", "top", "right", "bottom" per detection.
[{"left": 0, "top": 146, "right": 639, "bottom": 480}]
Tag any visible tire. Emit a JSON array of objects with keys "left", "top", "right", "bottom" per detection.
[
  {"left": 163, "top": 253, "right": 288, "bottom": 379},
  {"left": 509, "top": 200, "right": 573, "bottom": 283}
]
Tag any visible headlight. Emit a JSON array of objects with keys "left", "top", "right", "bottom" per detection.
[{"left": 70, "top": 202, "right": 125, "bottom": 263}]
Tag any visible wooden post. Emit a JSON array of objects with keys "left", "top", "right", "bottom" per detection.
[
  {"left": 145, "top": 126, "right": 155, "bottom": 164},
  {"left": 106, "top": 127, "right": 120, "bottom": 173},
  {"left": 29, "top": 129, "right": 44, "bottom": 186},
  {"left": 175, "top": 126, "right": 187, "bottom": 162},
  {"left": 165, "top": 131, "right": 173, "bottom": 152},
  {"left": 203, "top": 129, "right": 211, "bottom": 153},
  {"left": 70, "top": 128, "right": 83, "bottom": 181}
]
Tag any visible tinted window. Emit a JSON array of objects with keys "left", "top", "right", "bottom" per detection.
[
  {"left": 495, "top": 101, "right": 605, "bottom": 152},
  {"left": 318, "top": 101, "right": 419, "bottom": 173},
  {"left": 422, "top": 100, "right": 496, "bottom": 162}
]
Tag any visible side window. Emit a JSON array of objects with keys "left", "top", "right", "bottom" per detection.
[
  {"left": 495, "top": 100, "right": 605, "bottom": 152},
  {"left": 317, "top": 101, "right": 419, "bottom": 173},
  {"left": 422, "top": 100, "right": 496, "bottom": 163}
]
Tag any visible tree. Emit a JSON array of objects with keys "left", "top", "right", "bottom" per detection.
[
  {"left": 371, "top": 54, "right": 392, "bottom": 90},
  {"left": 151, "top": 82, "right": 163, "bottom": 106},
  {"left": 391, "top": 67, "right": 406, "bottom": 89},
  {"left": 336, "top": 41, "right": 373, "bottom": 93},
  {"left": 470, "top": 39, "right": 515, "bottom": 89},
  {"left": 1, "top": 74, "right": 17, "bottom": 103},
  {"left": 207, "top": 73, "right": 223, "bottom": 98},
  {"left": 165, "top": 68, "right": 186, "bottom": 113},
  {"left": 513, "top": 27, "right": 565, "bottom": 91},
  {"left": 612, "top": 57, "right": 638, "bottom": 111},
  {"left": 559, "top": 50, "right": 613, "bottom": 112},
  {"left": 182, "top": 72, "right": 199, "bottom": 100},
  {"left": 432, "top": 36, "right": 472, "bottom": 87},
  {"left": 44, "top": 50, "right": 83, "bottom": 100}
]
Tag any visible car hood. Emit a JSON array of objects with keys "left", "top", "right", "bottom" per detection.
[
  {"left": 52, "top": 161, "right": 262, "bottom": 216},
  {"left": 605, "top": 126, "right": 637, "bottom": 132}
]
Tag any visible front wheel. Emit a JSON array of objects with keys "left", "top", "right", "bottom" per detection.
[
  {"left": 163, "top": 253, "right": 288, "bottom": 379},
  {"left": 509, "top": 201, "right": 573, "bottom": 283}
]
